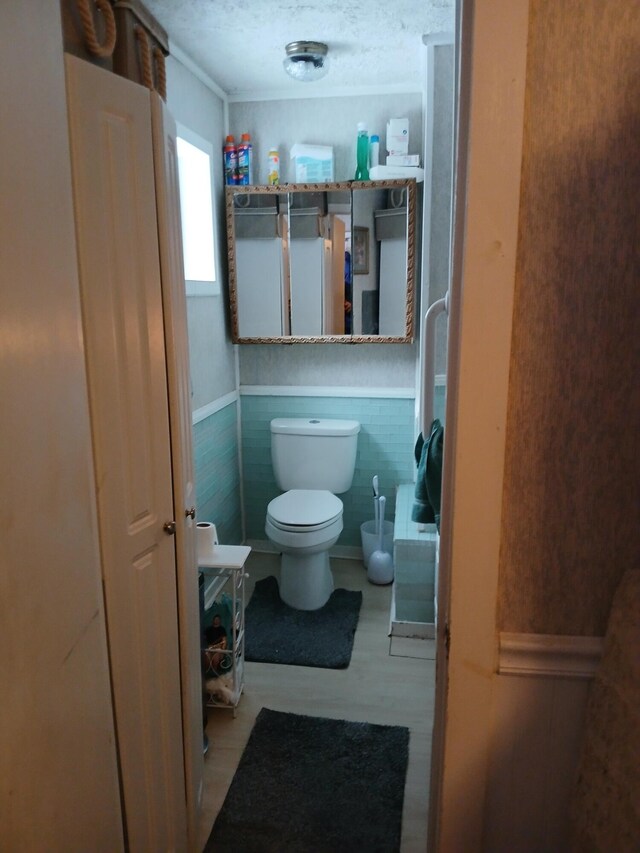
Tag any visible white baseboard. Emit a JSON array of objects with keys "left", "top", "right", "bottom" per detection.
[
  {"left": 246, "top": 538, "right": 363, "bottom": 562},
  {"left": 486, "top": 634, "right": 603, "bottom": 851}
]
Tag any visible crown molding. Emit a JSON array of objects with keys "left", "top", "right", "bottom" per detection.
[
  {"left": 168, "top": 41, "right": 228, "bottom": 103},
  {"left": 228, "top": 82, "right": 423, "bottom": 104}
]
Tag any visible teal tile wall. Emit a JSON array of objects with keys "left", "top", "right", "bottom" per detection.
[
  {"left": 193, "top": 402, "right": 243, "bottom": 545},
  {"left": 241, "top": 395, "right": 416, "bottom": 547}
]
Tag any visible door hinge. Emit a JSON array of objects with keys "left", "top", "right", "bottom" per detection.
[{"left": 444, "top": 621, "right": 451, "bottom": 657}]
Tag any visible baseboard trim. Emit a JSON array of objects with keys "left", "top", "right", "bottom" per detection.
[
  {"left": 246, "top": 538, "right": 363, "bottom": 561},
  {"left": 498, "top": 632, "right": 604, "bottom": 679}
]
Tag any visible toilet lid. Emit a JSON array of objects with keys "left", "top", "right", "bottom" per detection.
[{"left": 267, "top": 490, "right": 343, "bottom": 529}]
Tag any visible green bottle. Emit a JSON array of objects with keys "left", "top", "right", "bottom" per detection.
[{"left": 354, "top": 122, "right": 370, "bottom": 181}]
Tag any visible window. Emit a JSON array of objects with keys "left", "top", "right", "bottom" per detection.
[{"left": 176, "top": 125, "right": 219, "bottom": 296}]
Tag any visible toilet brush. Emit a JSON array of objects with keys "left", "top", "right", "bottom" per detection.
[
  {"left": 372, "top": 475, "right": 379, "bottom": 535},
  {"left": 367, "top": 495, "right": 394, "bottom": 585}
]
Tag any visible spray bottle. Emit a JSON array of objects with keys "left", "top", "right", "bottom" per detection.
[
  {"left": 237, "top": 132, "right": 253, "bottom": 185},
  {"left": 223, "top": 135, "right": 238, "bottom": 185}
]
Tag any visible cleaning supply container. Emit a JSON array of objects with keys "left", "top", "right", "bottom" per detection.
[
  {"left": 369, "top": 134, "right": 380, "bottom": 169},
  {"left": 267, "top": 147, "right": 280, "bottom": 185},
  {"left": 223, "top": 135, "right": 238, "bottom": 185},
  {"left": 290, "top": 144, "right": 334, "bottom": 182},
  {"left": 354, "top": 122, "right": 369, "bottom": 180},
  {"left": 237, "top": 133, "right": 253, "bottom": 184}
]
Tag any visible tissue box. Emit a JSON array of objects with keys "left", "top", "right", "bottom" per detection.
[
  {"left": 290, "top": 144, "right": 334, "bottom": 183},
  {"left": 386, "top": 118, "right": 409, "bottom": 155}
]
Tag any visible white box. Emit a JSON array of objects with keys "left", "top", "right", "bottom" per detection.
[
  {"left": 369, "top": 165, "right": 424, "bottom": 183},
  {"left": 290, "top": 144, "right": 334, "bottom": 183},
  {"left": 386, "top": 154, "right": 421, "bottom": 167},
  {"left": 386, "top": 118, "right": 409, "bottom": 155}
]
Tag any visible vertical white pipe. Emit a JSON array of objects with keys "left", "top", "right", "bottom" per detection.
[{"left": 421, "top": 294, "right": 449, "bottom": 437}]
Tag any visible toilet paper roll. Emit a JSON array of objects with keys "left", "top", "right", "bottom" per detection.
[{"left": 196, "top": 522, "right": 218, "bottom": 561}]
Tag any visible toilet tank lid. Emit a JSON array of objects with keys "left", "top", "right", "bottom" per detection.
[{"left": 270, "top": 418, "right": 360, "bottom": 436}]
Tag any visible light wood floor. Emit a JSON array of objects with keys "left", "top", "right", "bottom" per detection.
[{"left": 198, "top": 551, "right": 435, "bottom": 852}]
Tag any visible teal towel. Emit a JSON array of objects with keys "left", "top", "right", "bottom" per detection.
[{"left": 411, "top": 419, "right": 444, "bottom": 531}]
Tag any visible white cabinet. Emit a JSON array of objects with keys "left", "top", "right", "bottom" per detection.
[
  {"left": 65, "top": 54, "right": 200, "bottom": 852},
  {"left": 199, "top": 546, "right": 251, "bottom": 717}
]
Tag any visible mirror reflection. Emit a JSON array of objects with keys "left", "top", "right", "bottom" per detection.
[{"left": 226, "top": 179, "right": 416, "bottom": 343}]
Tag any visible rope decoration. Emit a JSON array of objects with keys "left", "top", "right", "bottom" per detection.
[
  {"left": 76, "top": 0, "right": 116, "bottom": 58},
  {"left": 153, "top": 46, "right": 167, "bottom": 100},
  {"left": 134, "top": 25, "right": 154, "bottom": 90},
  {"left": 134, "top": 26, "right": 167, "bottom": 100}
]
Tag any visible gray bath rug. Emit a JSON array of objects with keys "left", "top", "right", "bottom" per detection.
[
  {"left": 244, "top": 576, "right": 362, "bottom": 668},
  {"left": 205, "top": 707, "right": 410, "bottom": 853}
]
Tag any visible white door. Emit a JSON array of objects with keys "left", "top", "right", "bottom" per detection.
[
  {"left": 236, "top": 238, "right": 284, "bottom": 336},
  {"left": 151, "top": 92, "right": 203, "bottom": 849},
  {"left": 65, "top": 55, "right": 188, "bottom": 851},
  {"left": 290, "top": 238, "right": 323, "bottom": 335}
]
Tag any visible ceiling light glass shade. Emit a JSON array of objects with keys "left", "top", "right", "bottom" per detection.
[{"left": 283, "top": 41, "right": 329, "bottom": 82}]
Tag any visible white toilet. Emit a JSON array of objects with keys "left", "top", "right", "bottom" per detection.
[{"left": 265, "top": 418, "right": 360, "bottom": 610}]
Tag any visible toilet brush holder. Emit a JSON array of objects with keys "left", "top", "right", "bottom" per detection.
[{"left": 360, "top": 519, "right": 394, "bottom": 567}]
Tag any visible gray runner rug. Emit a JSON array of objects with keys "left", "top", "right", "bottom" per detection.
[
  {"left": 244, "top": 576, "right": 362, "bottom": 668},
  {"left": 205, "top": 707, "right": 410, "bottom": 853}
]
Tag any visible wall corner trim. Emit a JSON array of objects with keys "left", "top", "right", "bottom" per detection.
[{"left": 498, "top": 632, "right": 604, "bottom": 679}]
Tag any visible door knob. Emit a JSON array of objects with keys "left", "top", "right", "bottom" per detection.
[
  {"left": 185, "top": 506, "right": 196, "bottom": 519},
  {"left": 163, "top": 520, "right": 176, "bottom": 535}
]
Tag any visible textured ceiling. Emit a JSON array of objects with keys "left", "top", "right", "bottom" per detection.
[{"left": 144, "top": 0, "right": 455, "bottom": 97}]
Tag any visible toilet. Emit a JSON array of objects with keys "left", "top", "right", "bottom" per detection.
[{"left": 265, "top": 418, "right": 360, "bottom": 610}]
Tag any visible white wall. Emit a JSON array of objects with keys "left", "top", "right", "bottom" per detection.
[
  {"left": 166, "top": 57, "right": 237, "bottom": 409},
  {"left": 230, "top": 93, "right": 422, "bottom": 184}
]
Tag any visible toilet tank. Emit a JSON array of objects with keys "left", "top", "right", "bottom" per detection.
[{"left": 270, "top": 418, "right": 360, "bottom": 494}]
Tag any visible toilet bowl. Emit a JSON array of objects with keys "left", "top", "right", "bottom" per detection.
[
  {"left": 266, "top": 490, "right": 343, "bottom": 610},
  {"left": 265, "top": 418, "right": 360, "bottom": 610}
]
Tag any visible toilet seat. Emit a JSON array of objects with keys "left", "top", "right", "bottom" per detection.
[{"left": 267, "top": 490, "right": 342, "bottom": 533}]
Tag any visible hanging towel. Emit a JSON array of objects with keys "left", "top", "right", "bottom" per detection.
[{"left": 411, "top": 419, "right": 444, "bottom": 531}]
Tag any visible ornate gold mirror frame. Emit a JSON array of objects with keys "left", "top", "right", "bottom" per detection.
[{"left": 225, "top": 179, "right": 417, "bottom": 344}]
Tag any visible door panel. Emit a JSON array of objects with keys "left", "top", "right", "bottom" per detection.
[
  {"left": 151, "top": 92, "right": 203, "bottom": 849},
  {"left": 65, "top": 55, "right": 188, "bottom": 852}
]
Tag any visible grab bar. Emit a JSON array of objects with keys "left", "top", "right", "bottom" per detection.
[{"left": 420, "top": 292, "right": 449, "bottom": 438}]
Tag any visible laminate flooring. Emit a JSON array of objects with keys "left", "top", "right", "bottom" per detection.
[{"left": 198, "top": 551, "right": 435, "bottom": 852}]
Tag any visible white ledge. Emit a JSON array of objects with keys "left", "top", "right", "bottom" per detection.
[
  {"left": 499, "top": 632, "right": 604, "bottom": 679},
  {"left": 239, "top": 385, "right": 415, "bottom": 399},
  {"left": 192, "top": 391, "right": 238, "bottom": 425}
]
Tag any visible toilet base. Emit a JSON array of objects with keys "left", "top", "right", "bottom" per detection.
[{"left": 279, "top": 550, "right": 334, "bottom": 611}]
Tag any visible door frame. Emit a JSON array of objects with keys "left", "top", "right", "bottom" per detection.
[{"left": 428, "top": 0, "right": 530, "bottom": 849}]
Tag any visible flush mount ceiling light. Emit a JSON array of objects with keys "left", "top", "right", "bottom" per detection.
[{"left": 283, "top": 41, "right": 330, "bottom": 82}]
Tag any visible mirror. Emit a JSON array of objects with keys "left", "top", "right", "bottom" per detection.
[{"left": 226, "top": 179, "right": 417, "bottom": 343}]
